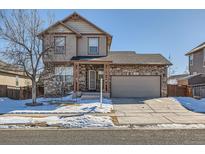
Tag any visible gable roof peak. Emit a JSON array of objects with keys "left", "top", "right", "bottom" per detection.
[
  {"left": 61, "top": 12, "right": 112, "bottom": 37},
  {"left": 185, "top": 41, "right": 205, "bottom": 56},
  {"left": 38, "top": 20, "right": 82, "bottom": 37}
]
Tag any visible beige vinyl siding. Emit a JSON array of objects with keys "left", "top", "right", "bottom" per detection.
[
  {"left": 77, "top": 35, "right": 107, "bottom": 56},
  {"left": 43, "top": 34, "right": 77, "bottom": 62},
  {"left": 47, "top": 24, "right": 72, "bottom": 33},
  {"left": 189, "top": 49, "right": 205, "bottom": 74},
  {"left": 64, "top": 19, "right": 102, "bottom": 34},
  {"left": 0, "top": 72, "right": 31, "bottom": 87}
]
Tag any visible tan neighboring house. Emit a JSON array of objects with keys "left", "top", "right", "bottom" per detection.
[
  {"left": 40, "top": 12, "right": 171, "bottom": 98},
  {"left": 0, "top": 60, "right": 31, "bottom": 87}
]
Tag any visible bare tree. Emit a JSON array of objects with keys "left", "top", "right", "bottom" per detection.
[
  {"left": 168, "top": 53, "right": 177, "bottom": 77},
  {"left": 184, "top": 64, "right": 189, "bottom": 75},
  {"left": 0, "top": 10, "right": 54, "bottom": 105}
]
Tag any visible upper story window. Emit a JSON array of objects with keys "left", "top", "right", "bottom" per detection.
[
  {"left": 88, "top": 38, "right": 99, "bottom": 55},
  {"left": 190, "top": 54, "right": 193, "bottom": 66},
  {"left": 54, "top": 36, "right": 66, "bottom": 54}
]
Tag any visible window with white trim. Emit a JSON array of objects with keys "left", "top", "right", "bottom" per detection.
[
  {"left": 88, "top": 38, "right": 99, "bottom": 55},
  {"left": 55, "top": 66, "right": 73, "bottom": 83},
  {"left": 190, "top": 54, "right": 193, "bottom": 66},
  {"left": 54, "top": 36, "right": 66, "bottom": 54}
]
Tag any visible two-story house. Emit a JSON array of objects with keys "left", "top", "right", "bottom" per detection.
[
  {"left": 39, "top": 12, "right": 171, "bottom": 98},
  {"left": 184, "top": 42, "right": 205, "bottom": 86},
  {"left": 186, "top": 42, "right": 205, "bottom": 75}
]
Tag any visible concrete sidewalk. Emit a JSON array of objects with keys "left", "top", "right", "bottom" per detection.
[{"left": 113, "top": 97, "right": 205, "bottom": 125}]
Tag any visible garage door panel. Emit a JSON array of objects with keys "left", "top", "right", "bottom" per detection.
[{"left": 111, "top": 76, "right": 160, "bottom": 98}]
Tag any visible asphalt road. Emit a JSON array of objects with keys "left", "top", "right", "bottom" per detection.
[{"left": 0, "top": 129, "right": 205, "bottom": 145}]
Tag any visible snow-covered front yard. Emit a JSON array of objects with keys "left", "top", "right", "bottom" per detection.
[
  {"left": 0, "top": 115, "right": 114, "bottom": 128},
  {"left": 0, "top": 95, "right": 114, "bottom": 128},
  {"left": 172, "top": 97, "right": 205, "bottom": 113},
  {"left": 0, "top": 95, "right": 113, "bottom": 114}
]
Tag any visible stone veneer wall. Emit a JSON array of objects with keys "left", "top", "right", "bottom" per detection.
[
  {"left": 44, "top": 63, "right": 168, "bottom": 97},
  {"left": 109, "top": 64, "right": 168, "bottom": 97},
  {"left": 44, "top": 64, "right": 73, "bottom": 97}
]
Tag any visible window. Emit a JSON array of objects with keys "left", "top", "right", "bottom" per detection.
[
  {"left": 190, "top": 54, "right": 193, "bottom": 66},
  {"left": 55, "top": 66, "right": 73, "bottom": 82},
  {"left": 88, "top": 38, "right": 99, "bottom": 55},
  {"left": 54, "top": 36, "right": 66, "bottom": 54},
  {"left": 55, "top": 67, "right": 73, "bottom": 76}
]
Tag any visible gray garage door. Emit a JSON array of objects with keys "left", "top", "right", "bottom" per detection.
[{"left": 111, "top": 76, "right": 161, "bottom": 98}]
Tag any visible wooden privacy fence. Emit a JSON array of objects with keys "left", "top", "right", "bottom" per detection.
[
  {"left": 19, "top": 86, "right": 44, "bottom": 100},
  {"left": 167, "top": 84, "right": 192, "bottom": 97},
  {"left": 0, "top": 85, "right": 44, "bottom": 100}
]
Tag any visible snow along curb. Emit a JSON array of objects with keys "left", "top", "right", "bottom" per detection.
[{"left": 1, "top": 124, "right": 205, "bottom": 130}]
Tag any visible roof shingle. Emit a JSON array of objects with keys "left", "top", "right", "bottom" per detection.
[
  {"left": 71, "top": 51, "right": 172, "bottom": 65},
  {"left": 186, "top": 42, "right": 205, "bottom": 55}
]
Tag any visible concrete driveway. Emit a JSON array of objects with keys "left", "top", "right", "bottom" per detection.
[{"left": 112, "top": 97, "right": 205, "bottom": 125}]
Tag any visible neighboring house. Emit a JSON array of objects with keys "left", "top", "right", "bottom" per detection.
[
  {"left": 0, "top": 60, "right": 31, "bottom": 87},
  {"left": 40, "top": 12, "right": 171, "bottom": 98},
  {"left": 185, "top": 42, "right": 205, "bottom": 97},
  {"left": 186, "top": 42, "right": 205, "bottom": 75},
  {"left": 167, "top": 74, "right": 189, "bottom": 85},
  {"left": 185, "top": 42, "right": 205, "bottom": 85}
]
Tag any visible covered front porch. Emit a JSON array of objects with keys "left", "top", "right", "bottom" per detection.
[{"left": 72, "top": 61, "right": 112, "bottom": 98}]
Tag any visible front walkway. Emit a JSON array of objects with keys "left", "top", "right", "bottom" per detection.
[{"left": 113, "top": 97, "right": 205, "bottom": 125}]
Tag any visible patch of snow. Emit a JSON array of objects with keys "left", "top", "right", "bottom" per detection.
[
  {"left": 0, "top": 125, "right": 12, "bottom": 129},
  {"left": 0, "top": 125, "right": 32, "bottom": 129},
  {"left": 0, "top": 116, "right": 32, "bottom": 124},
  {"left": 56, "top": 115, "right": 114, "bottom": 128},
  {"left": 0, "top": 115, "right": 114, "bottom": 128},
  {"left": 0, "top": 96, "right": 113, "bottom": 114},
  {"left": 170, "top": 97, "right": 205, "bottom": 113}
]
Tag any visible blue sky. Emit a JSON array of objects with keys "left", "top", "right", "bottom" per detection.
[{"left": 4, "top": 10, "right": 205, "bottom": 74}]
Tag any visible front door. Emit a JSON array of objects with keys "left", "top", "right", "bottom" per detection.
[{"left": 89, "top": 70, "right": 96, "bottom": 90}]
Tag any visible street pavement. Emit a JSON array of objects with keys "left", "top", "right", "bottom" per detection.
[{"left": 1, "top": 129, "right": 205, "bottom": 144}]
